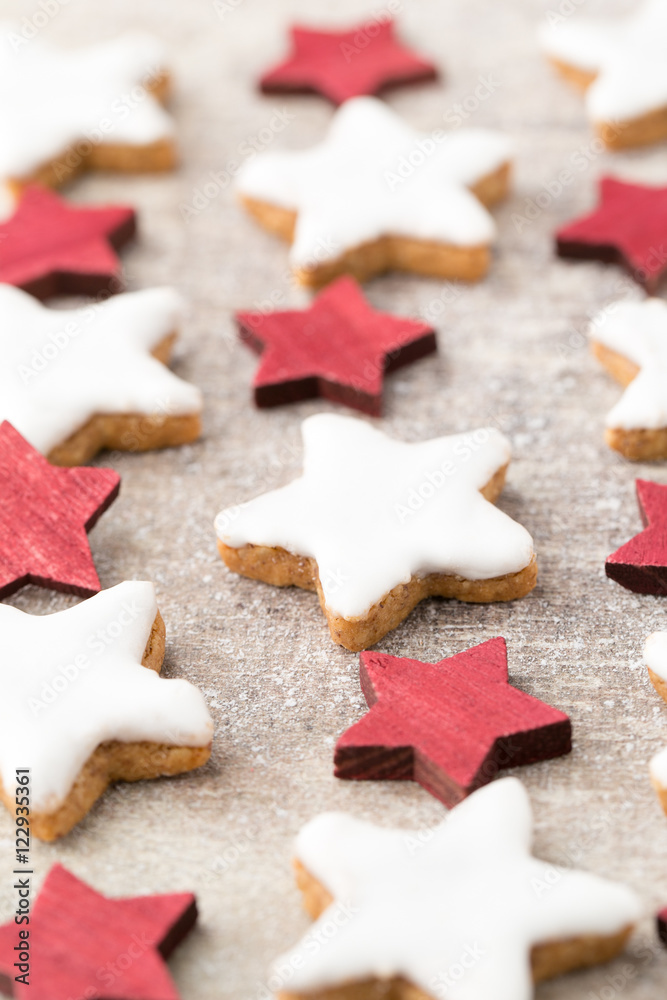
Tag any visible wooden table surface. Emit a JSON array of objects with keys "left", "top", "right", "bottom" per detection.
[{"left": 1, "top": 0, "right": 667, "bottom": 996}]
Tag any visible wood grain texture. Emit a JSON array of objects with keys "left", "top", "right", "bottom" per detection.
[
  {"left": 0, "top": 420, "right": 120, "bottom": 598},
  {"left": 606, "top": 480, "right": 667, "bottom": 595},
  {"left": 334, "top": 638, "right": 571, "bottom": 805},
  {"left": 0, "top": 2, "right": 665, "bottom": 998},
  {"left": 259, "top": 20, "right": 437, "bottom": 105},
  {"left": 0, "top": 185, "right": 136, "bottom": 299},
  {"left": 0, "top": 863, "right": 197, "bottom": 999},
  {"left": 237, "top": 276, "right": 436, "bottom": 415}
]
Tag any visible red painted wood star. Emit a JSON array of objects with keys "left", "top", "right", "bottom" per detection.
[
  {"left": 0, "top": 185, "right": 136, "bottom": 299},
  {"left": 606, "top": 479, "right": 667, "bottom": 594},
  {"left": 259, "top": 19, "right": 437, "bottom": 105},
  {"left": 0, "top": 420, "right": 120, "bottom": 598},
  {"left": 556, "top": 177, "right": 667, "bottom": 291},
  {"left": 334, "top": 637, "right": 571, "bottom": 806},
  {"left": 236, "top": 276, "right": 436, "bottom": 415},
  {"left": 0, "top": 864, "right": 196, "bottom": 1000}
]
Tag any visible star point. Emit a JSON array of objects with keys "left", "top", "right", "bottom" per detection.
[{"left": 606, "top": 479, "right": 667, "bottom": 594}]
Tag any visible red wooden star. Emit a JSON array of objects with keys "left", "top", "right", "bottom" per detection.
[
  {"left": 0, "top": 864, "right": 196, "bottom": 1000},
  {"left": 236, "top": 276, "right": 436, "bottom": 415},
  {"left": 334, "top": 638, "right": 571, "bottom": 807},
  {"left": 0, "top": 421, "right": 120, "bottom": 598},
  {"left": 556, "top": 177, "right": 667, "bottom": 292},
  {"left": 606, "top": 479, "right": 667, "bottom": 594},
  {"left": 259, "top": 19, "right": 437, "bottom": 105},
  {"left": 0, "top": 185, "right": 136, "bottom": 299}
]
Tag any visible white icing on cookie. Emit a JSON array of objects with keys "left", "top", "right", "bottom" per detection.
[
  {"left": 276, "top": 778, "right": 641, "bottom": 1000},
  {"left": 0, "top": 284, "right": 202, "bottom": 455},
  {"left": 215, "top": 414, "right": 534, "bottom": 620},
  {"left": 591, "top": 298, "right": 667, "bottom": 431},
  {"left": 237, "top": 96, "right": 511, "bottom": 270},
  {"left": 540, "top": 0, "right": 667, "bottom": 123},
  {"left": 0, "top": 25, "right": 174, "bottom": 181},
  {"left": 0, "top": 581, "right": 213, "bottom": 813}
]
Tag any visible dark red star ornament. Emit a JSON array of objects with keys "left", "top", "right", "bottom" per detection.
[
  {"left": 556, "top": 177, "right": 667, "bottom": 291},
  {"left": 236, "top": 276, "right": 436, "bottom": 415},
  {"left": 606, "top": 479, "right": 667, "bottom": 594},
  {"left": 259, "top": 19, "right": 437, "bottom": 105},
  {"left": 0, "top": 864, "right": 197, "bottom": 1000},
  {"left": 0, "top": 421, "right": 120, "bottom": 599},
  {"left": 334, "top": 638, "right": 572, "bottom": 807},
  {"left": 658, "top": 905, "right": 667, "bottom": 946},
  {"left": 0, "top": 185, "right": 136, "bottom": 299}
]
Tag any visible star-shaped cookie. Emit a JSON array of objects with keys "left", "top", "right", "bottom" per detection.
[
  {"left": 0, "top": 185, "right": 136, "bottom": 299},
  {"left": 0, "top": 25, "right": 175, "bottom": 187},
  {"left": 0, "top": 864, "right": 196, "bottom": 1000},
  {"left": 0, "top": 580, "right": 213, "bottom": 840},
  {"left": 275, "top": 778, "right": 641, "bottom": 1000},
  {"left": 644, "top": 632, "right": 667, "bottom": 816},
  {"left": 0, "top": 421, "right": 120, "bottom": 599},
  {"left": 590, "top": 297, "right": 667, "bottom": 459},
  {"left": 215, "top": 414, "right": 536, "bottom": 650},
  {"left": 0, "top": 283, "right": 202, "bottom": 465},
  {"left": 606, "top": 481, "right": 667, "bottom": 594},
  {"left": 237, "top": 276, "right": 436, "bottom": 415},
  {"left": 556, "top": 178, "right": 667, "bottom": 292},
  {"left": 334, "top": 638, "right": 571, "bottom": 805},
  {"left": 259, "top": 19, "right": 437, "bottom": 105},
  {"left": 237, "top": 96, "right": 512, "bottom": 286},
  {"left": 540, "top": 0, "right": 667, "bottom": 149}
]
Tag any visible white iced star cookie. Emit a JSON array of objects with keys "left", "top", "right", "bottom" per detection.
[
  {"left": 644, "top": 632, "right": 667, "bottom": 815},
  {"left": 0, "top": 24, "right": 175, "bottom": 187},
  {"left": 272, "top": 778, "right": 641, "bottom": 1000},
  {"left": 236, "top": 96, "right": 512, "bottom": 286},
  {"left": 0, "top": 284, "right": 202, "bottom": 465},
  {"left": 0, "top": 580, "right": 213, "bottom": 841},
  {"left": 540, "top": 0, "right": 667, "bottom": 149},
  {"left": 215, "top": 414, "right": 536, "bottom": 651},
  {"left": 590, "top": 297, "right": 667, "bottom": 461}
]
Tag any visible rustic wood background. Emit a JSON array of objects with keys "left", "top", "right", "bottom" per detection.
[{"left": 1, "top": 0, "right": 667, "bottom": 996}]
